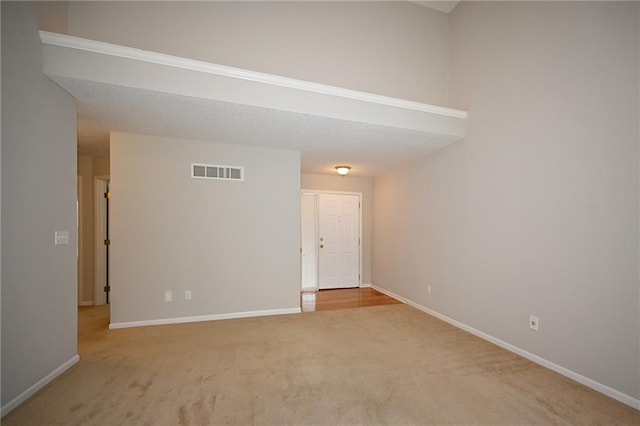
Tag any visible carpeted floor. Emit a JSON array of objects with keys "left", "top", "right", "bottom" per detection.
[{"left": 3, "top": 304, "right": 639, "bottom": 425}]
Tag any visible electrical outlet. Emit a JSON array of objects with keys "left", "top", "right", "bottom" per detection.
[
  {"left": 185, "top": 290, "right": 192, "bottom": 300},
  {"left": 55, "top": 230, "right": 70, "bottom": 246},
  {"left": 164, "top": 291, "right": 173, "bottom": 302},
  {"left": 529, "top": 315, "right": 539, "bottom": 331},
  {"left": 427, "top": 285, "right": 432, "bottom": 295}
]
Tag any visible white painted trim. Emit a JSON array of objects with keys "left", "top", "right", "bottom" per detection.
[
  {"left": 371, "top": 284, "right": 640, "bottom": 410},
  {"left": 79, "top": 301, "right": 93, "bottom": 306},
  {"left": 109, "top": 307, "right": 301, "bottom": 330},
  {"left": 39, "top": 31, "right": 467, "bottom": 119},
  {"left": 360, "top": 283, "right": 372, "bottom": 288},
  {"left": 0, "top": 354, "right": 80, "bottom": 417},
  {"left": 301, "top": 287, "right": 318, "bottom": 293},
  {"left": 302, "top": 189, "right": 363, "bottom": 196}
]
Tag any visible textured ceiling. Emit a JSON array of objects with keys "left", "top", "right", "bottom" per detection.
[{"left": 61, "top": 77, "right": 452, "bottom": 177}]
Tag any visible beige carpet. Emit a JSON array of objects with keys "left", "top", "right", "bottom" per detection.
[{"left": 3, "top": 304, "right": 639, "bottom": 425}]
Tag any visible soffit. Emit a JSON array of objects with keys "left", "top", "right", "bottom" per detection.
[{"left": 41, "top": 31, "right": 466, "bottom": 177}]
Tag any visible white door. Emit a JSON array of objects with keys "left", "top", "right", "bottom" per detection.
[{"left": 318, "top": 193, "right": 360, "bottom": 289}]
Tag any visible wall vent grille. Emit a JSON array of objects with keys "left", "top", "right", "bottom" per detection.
[{"left": 191, "top": 164, "right": 244, "bottom": 181}]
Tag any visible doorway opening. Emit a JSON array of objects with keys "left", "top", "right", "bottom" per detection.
[{"left": 301, "top": 190, "right": 362, "bottom": 291}]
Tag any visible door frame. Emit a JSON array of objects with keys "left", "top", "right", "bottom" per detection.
[
  {"left": 94, "top": 176, "right": 110, "bottom": 305},
  {"left": 77, "top": 176, "right": 85, "bottom": 305},
  {"left": 300, "top": 189, "right": 362, "bottom": 290},
  {"left": 301, "top": 192, "right": 319, "bottom": 292}
]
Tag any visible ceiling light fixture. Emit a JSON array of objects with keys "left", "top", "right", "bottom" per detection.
[{"left": 335, "top": 165, "right": 351, "bottom": 176}]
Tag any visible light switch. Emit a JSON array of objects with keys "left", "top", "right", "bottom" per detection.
[{"left": 55, "top": 231, "right": 70, "bottom": 246}]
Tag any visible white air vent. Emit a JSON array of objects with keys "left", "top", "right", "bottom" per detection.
[{"left": 191, "top": 163, "right": 244, "bottom": 181}]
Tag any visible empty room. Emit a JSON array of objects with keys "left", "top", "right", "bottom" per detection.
[{"left": 2, "top": 1, "right": 639, "bottom": 424}]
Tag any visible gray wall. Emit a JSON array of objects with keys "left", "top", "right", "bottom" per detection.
[
  {"left": 1, "top": 1, "right": 78, "bottom": 409},
  {"left": 373, "top": 1, "right": 639, "bottom": 400},
  {"left": 31, "top": 0, "right": 68, "bottom": 34},
  {"left": 66, "top": 1, "right": 450, "bottom": 105},
  {"left": 110, "top": 133, "right": 300, "bottom": 325},
  {"left": 301, "top": 173, "right": 373, "bottom": 284}
]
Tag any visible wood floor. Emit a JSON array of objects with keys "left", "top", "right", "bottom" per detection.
[{"left": 300, "top": 287, "right": 402, "bottom": 312}]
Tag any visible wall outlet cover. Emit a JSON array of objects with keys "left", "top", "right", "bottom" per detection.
[
  {"left": 529, "top": 315, "right": 539, "bottom": 331},
  {"left": 55, "top": 230, "right": 70, "bottom": 246}
]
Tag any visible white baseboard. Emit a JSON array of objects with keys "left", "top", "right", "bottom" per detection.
[
  {"left": 360, "top": 283, "right": 372, "bottom": 288},
  {"left": 78, "top": 301, "right": 93, "bottom": 306},
  {"left": 1, "top": 354, "right": 80, "bottom": 418},
  {"left": 371, "top": 284, "right": 640, "bottom": 410},
  {"left": 109, "top": 307, "right": 302, "bottom": 329}
]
